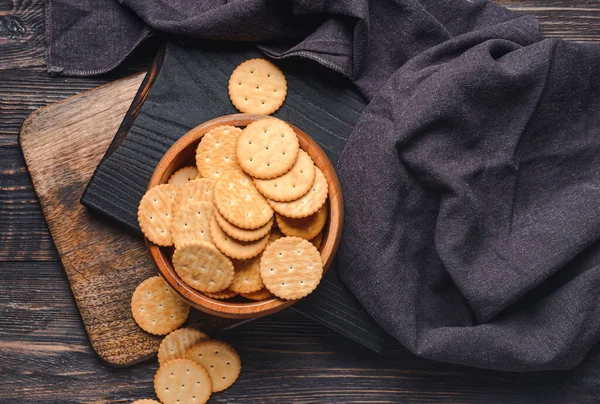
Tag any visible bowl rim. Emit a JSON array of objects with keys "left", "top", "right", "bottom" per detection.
[{"left": 146, "top": 113, "right": 343, "bottom": 319}]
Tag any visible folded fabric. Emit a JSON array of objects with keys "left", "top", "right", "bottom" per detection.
[{"left": 47, "top": 0, "right": 600, "bottom": 371}]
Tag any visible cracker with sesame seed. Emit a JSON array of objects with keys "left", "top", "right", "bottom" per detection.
[
  {"left": 259, "top": 237, "right": 323, "bottom": 300},
  {"left": 209, "top": 214, "right": 269, "bottom": 260},
  {"left": 131, "top": 276, "right": 190, "bottom": 335},
  {"left": 186, "top": 340, "right": 241, "bottom": 393},
  {"left": 158, "top": 328, "right": 209, "bottom": 366},
  {"left": 168, "top": 166, "right": 200, "bottom": 186},
  {"left": 172, "top": 241, "right": 234, "bottom": 293},
  {"left": 276, "top": 202, "right": 328, "bottom": 240},
  {"left": 138, "top": 184, "right": 179, "bottom": 246},
  {"left": 268, "top": 167, "right": 328, "bottom": 218},
  {"left": 196, "top": 125, "right": 242, "bottom": 180},
  {"left": 254, "top": 149, "right": 315, "bottom": 202},
  {"left": 154, "top": 359, "right": 212, "bottom": 404},
  {"left": 236, "top": 118, "right": 299, "bottom": 179},
  {"left": 213, "top": 170, "right": 273, "bottom": 230},
  {"left": 171, "top": 201, "right": 213, "bottom": 249},
  {"left": 228, "top": 58, "right": 287, "bottom": 115}
]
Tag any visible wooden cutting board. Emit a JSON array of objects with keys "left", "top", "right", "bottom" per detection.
[{"left": 19, "top": 73, "right": 242, "bottom": 367}]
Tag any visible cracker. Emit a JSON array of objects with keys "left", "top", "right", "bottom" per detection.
[
  {"left": 269, "top": 167, "right": 328, "bottom": 218},
  {"left": 214, "top": 207, "right": 273, "bottom": 242},
  {"left": 229, "top": 256, "right": 264, "bottom": 294},
  {"left": 158, "top": 328, "right": 209, "bottom": 366},
  {"left": 172, "top": 241, "right": 234, "bottom": 293},
  {"left": 132, "top": 400, "right": 161, "bottom": 404},
  {"left": 186, "top": 340, "right": 241, "bottom": 393},
  {"left": 228, "top": 59, "right": 287, "bottom": 115},
  {"left": 171, "top": 201, "right": 213, "bottom": 249},
  {"left": 204, "top": 289, "right": 238, "bottom": 300},
  {"left": 276, "top": 203, "right": 328, "bottom": 240},
  {"left": 240, "top": 288, "right": 275, "bottom": 301},
  {"left": 214, "top": 170, "right": 273, "bottom": 229},
  {"left": 154, "top": 359, "right": 212, "bottom": 404},
  {"left": 236, "top": 118, "right": 299, "bottom": 179},
  {"left": 138, "top": 184, "right": 179, "bottom": 246},
  {"left": 131, "top": 276, "right": 190, "bottom": 335},
  {"left": 259, "top": 237, "right": 323, "bottom": 300},
  {"left": 168, "top": 166, "right": 200, "bottom": 186},
  {"left": 269, "top": 229, "right": 284, "bottom": 244},
  {"left": 209, "top": 214, "right": 269, "bottom": 260},
  {"left": 254, "top": 149, "right": 315, "bottom": 201},
  {"left": 310, "top": 232, "right": 323, "bottom": 250},
  {"left": 196, "top": 125, "right": 243, "bottom": 180},
  {"left": 174, "top": 178, "right": 216, "bottom": 215}
]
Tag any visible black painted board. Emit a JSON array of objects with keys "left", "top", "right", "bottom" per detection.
[{"left": 81, "top": 41, "right": 387, "bottom": 352}]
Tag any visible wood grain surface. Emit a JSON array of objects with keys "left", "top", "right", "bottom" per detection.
[{"left": 3, "top": 0, "right": 600, "bottom": 403}]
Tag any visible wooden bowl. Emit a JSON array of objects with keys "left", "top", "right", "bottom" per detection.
[{"left": 146, "top": 114, "right": 343, "bottom": 319}]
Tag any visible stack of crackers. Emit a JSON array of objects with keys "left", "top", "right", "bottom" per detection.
[{"left": 137, "top": 116, "right": 329, "bottom": 302}]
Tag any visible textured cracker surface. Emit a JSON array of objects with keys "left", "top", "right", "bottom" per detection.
[
  {"left": 228, "top": 58, "right": 287, "bottom": 115},
  {"left": 276, "top": 203, "right": 328, "bottom": 240},
  {"left": 157, "top": 328, "right": 209, "bottom": 366},
  {"left": 260, "top": 237, "right": 323, "bottom": 300},
  {"left": 138, "top": 184, "right": 179, "bottom": 246},
  {"left": 131, "top": 276, "right": 190, "bottom": 335},
  {"left": 269, "top": 168, "right": 328, "bottom": 218},
  {"left": 230, "top": 255, "right": 264, "bottom": 294},
  {"left": 214, "top": 207, "right": 272, "bottom": 242},
  {"left": 172, "top": 241, "right": 234, "bottom": 293},
  {"left": 168, "top": 166, "right": 200, "bottom": 186},
  {"left": 186, "top": 340, "right": 242, "bottom": 393},
  {"left": 210, "top": 215, "right": 269, "bottom": 260},
  {"left": 237, "top": 118, "right": 299, "bottom": 179},
  {"left": 174, "top": 178, "right": 215, "bottom": 216},
  {"left": 154, "top": 359, "right": 212, "bottom": 404},
  {"left": 214, "top": 170, "right": 273, "bottom": 229},
  {"left": 171, "top": 201, "right": 213, "bottom": 249},
  {"left": 254, "top": 149, "right": 315, "bottom": 201},
  {"left": 196, "top": 125, "right": 242, "bottom": 180}
]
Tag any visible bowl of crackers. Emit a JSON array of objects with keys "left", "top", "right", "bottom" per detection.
[{"left": 138, "top": 113, "right": 342, "bottom": 319}]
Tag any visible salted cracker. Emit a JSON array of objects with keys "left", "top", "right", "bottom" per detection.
[
  {"left": 186, "top": 340, "right": 241, "bottom": 393},
  {"left": 174, "top": 178, "right": 215, "bottom": 215},
  {"left": 154, "top": 359, "right": 212, "bottom": 404},
  {"left": 268, "top": 167, "right": 328, "bottom": 218},
  {"left": 236, "top": 118, "right": 299, "bottom": 179},
  {"left": 214, "top": 207, "right": 273, "bottom": 242},
  {"left": 138, "top": 184, "right": 179, "bottom": 246},
  {"left": 214, "top": 170, "right": 273, "bottom": 229},
  {"left": 131, "top": 276, "right": 190, "bottom": 335},
  {"left": 172, "top": 241, "right": 234, "bottom": 293},
  {"left": 158, "top": 328, "right": 209, "bottom": 366},
  {"left": 195, "top": 125, "right": 242, "bottom": 180},
  {"left": 171, "top": 201, "right": 213, "bottom": 249},
  {"left": 229, "top": 256, "right": 264, "bottom": 294},
  {"left": 259, "top": 237, "right": 323, "bottom": 300},
  {"left": 168, "top": 166, "right": 200, "bottom": 186},
  {"left": 240, "top": 288, "right": 275, "bottom": 301},
  {"left": 209, "top": 214, "right": 269, "bottom": 260},
  {"left": 254, "top": 149, "right": 315, "bottom": 202},
  {"left": 228, "top": 58, "right": 287, "bottom": 115},
  {"left": 276, "top": 203, "right": 328, "bottom": 240}
]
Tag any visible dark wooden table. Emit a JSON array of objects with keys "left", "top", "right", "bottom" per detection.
[{"left": 2, "top": 1, "right": 600, "bottom": 403}]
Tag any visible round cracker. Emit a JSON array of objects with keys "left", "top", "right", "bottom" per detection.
[
  {"left": 259, "top": 237, "right": 323, "bottom": 300},
  {"left": 171, "top": 201, "right": 213, "bottom": 249},
  {"left": 236, "top": 118, "right": 299, "bottom": 179},
  {"left": 172, "top": 241, "right": 234, "bottom": 293},
  {"left": 186, "top": 340, "right": 241, "bottom": 393},
  {"left": 138, "top": 184, "right": 179, "bottom": 246},
  {"left": 214, "top": 207, "right": 273, "bottom": 242},
  {"left": 158, "top": 328, "right": 209, "bottom": 366},
  {"left": 209, "top": 214, "right": 269, "bottom": 260},
  {"left": 214, "top": 170, "right": 274, "bottom": 229},
  {"left": 240, "top": 288, "right": 275, "bottom": 301},
  {"left": 154, "top": 359, "right": 212, "bottom": 404},
  {"left": 230, "top": 256, "right": 264, "bottom": 294},
  {"left": 203, "top": 289, "right": 238, "bottom": 300},
  {"left": 131, "top": 276, "right": 190, "bottom": 335},
  {"left": 269, "top": 229, "right": 284, "bottom": 243},
  {"left": 168, "top": 166, "right": 200, "bottom": 186},
  {"left": 228, "top": 58, "right": 287, "bottom": 115},
  {"left": 132, "top": 400, "right": 161, "bottom": 404},
  {"left": 276, "top": 203, "right": 328, "bottom": 240},
  {"left": 254, "top": 149, "right": 315, "bottom": 201},
  {"left": 196, "top": 125, "right": 243, "bottom": 180},
  {"left": 174, "top": 178, "right": 215, "bottom": 215},
  {"left": 310, "top": 232, "right": 323, "bottom": 250},
  {"left": 268, "top": 167, "right": 328, "bottom": 218}
]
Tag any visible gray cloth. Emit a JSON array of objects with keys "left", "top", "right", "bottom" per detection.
[{"left": 46, "top": 0, "right": 600, "bottom": 371}]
